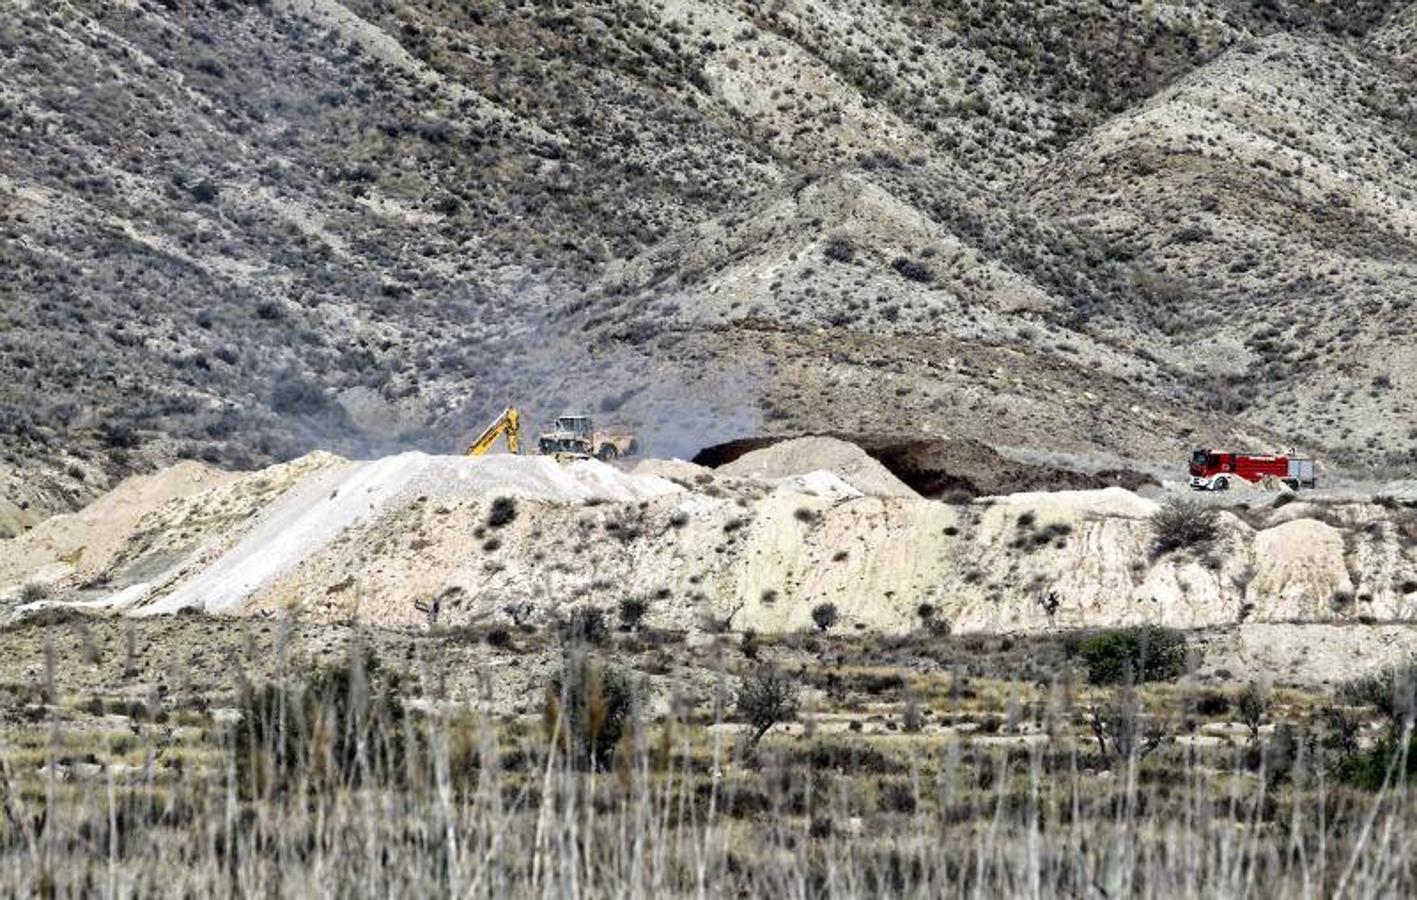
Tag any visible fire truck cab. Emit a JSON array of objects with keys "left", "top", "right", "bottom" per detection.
[{"left": 1189, "top": 450, "right": 1316, "bottom": 492}]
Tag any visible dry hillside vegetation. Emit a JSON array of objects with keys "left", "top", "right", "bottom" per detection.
[
  {"left": 6, "top": 608, "right": 1417, "bottom": 894},
  {"left": 2, "top": 1, "right": 1416, "bottom": 526}
]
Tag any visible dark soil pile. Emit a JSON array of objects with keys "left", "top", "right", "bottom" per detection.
[{"left": 694, "top": 434, "right": 1155, "bottom": 499}]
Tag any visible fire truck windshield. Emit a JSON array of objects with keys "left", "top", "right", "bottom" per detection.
[{"left": 1192, "top": 450, "right": 1209, "bottom": 467}]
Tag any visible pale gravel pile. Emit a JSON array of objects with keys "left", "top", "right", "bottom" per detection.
[
  {"left": 984, "top": 486, "right": 1160, "bottom": 519},
  {"left": 720, "top": 436, "right": 917, "bottom": 498},
  {"left": 137, "top": 453, "right": 679, "bottom": 616}
]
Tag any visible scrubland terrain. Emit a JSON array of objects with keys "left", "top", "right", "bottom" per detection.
[
  {"left": 6, "top": 1, "right": 1417, "bottom": 895},
  {"left": 3, "top": 444, "right": 1417, "bottom": 893},
  {"left": 4, "top": 0, "right": 1416, "bottom": 528}
]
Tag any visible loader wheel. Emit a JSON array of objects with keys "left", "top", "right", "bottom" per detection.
[{"left": 598, "top": 445, "right": 619, "bottom": 461}]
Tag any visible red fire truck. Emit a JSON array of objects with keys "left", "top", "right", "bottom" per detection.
[{"left": 1189, "top": 449, "right": 1316, "bottom": 491}]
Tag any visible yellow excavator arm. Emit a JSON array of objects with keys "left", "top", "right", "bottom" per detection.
[{"left": 465, "top": 406, "right": 522, "bottom": 456}]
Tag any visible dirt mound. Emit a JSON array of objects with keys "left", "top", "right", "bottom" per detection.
[
  {"left": 7, "top": 451, "right": 1414, "bottom": 637},
  {"left": 691, "top": 437, "right": 784, "bottom": 469},
  {"left": 696, "top": 434, "right": 1156, "bottom": 498},
  {"left": 719, "top": 436, "right": 917, "bottom": 498},
  {"left": 135, "top": 453, "right": 681, "bottom": 616},
  {"left": 0, "top": 461, "right": 237, "bottom": 590}
]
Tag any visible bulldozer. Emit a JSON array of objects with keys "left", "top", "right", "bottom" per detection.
[{"left": 464, "top": 408, "right": 637, "bottom": 461}]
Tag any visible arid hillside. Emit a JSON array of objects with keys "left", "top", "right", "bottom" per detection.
[
  {"left": 6, "top": 441, "right": 1417, "bottom": 653},
  {"left": 3, "top": 0, "right": 1415, "bottom": 528}
]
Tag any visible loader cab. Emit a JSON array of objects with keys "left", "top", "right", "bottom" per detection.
[{"left": 555, "top": 416, "right": 593, "bottom": 437}]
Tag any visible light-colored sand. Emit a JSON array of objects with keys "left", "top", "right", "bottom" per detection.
[
  {"left": 983, "top": 486, "right": 1159, "bottom": 519},
  {"left": 0, "top": 461, "right": 236, "bottom": 589},
  {"left": 632, "top": 458, "right": 714, "bottom": 483},
  {"left": 135, "top": 452, "right": 679, "bottom": 615},
  {"left": 720, "top": 436, "right": 917, "bottom": 498}
]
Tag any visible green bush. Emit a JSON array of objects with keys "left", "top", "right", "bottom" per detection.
[
  {"left": 486, "top": 496, "right": 518, "bottom": 529},
  {"left": 1076, "top": 626, "right": 1186, "bottom": 685},
  {"left": 1336, "top": 737, "right": 1417, "bottom": 791},
  {"left": 618, "top": 597, "right": 648, "bottom": 631},
  {"left": 811, "top": 602, "right": 840, "bottom": 633},
  {"left": 545, "top": 653, "right": 635, "bottom": 769},
  {"left": 230, "top": 650, "right": 406, "bottom": 797},
  {"left": 1339, "top": 661, "right": 1417, "bottom": 733},
  {"left": 1150, "top": 498, "right": 1219, "bottom": 555}
]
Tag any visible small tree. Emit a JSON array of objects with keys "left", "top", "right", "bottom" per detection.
[
  {"left": 738, "top": 664, "right": 799, "bottom": 749},
  {"left": 811, "top": 603, "right": 840, "bottom": 633},
  {"left": 1088, "top": 685, "right": 1168, "bottom": 765},
  {"left": 1237, "top": 681, "right": 1269, "bottom": 745}
]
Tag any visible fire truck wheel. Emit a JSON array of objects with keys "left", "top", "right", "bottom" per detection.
[{"left": 1214, "top": 477, "right": 1229, "bottom": 491}]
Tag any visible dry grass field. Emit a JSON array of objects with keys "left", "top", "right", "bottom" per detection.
[{"left": 3, "top": 614, "right": 1417, "bottom": 896}]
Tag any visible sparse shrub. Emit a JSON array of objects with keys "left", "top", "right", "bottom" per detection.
[
  {"left": 19, "top": 582, "right": 49, "bottom": 604},
  {"left": 823, "top": 235, "right": 855, "bottom": 264},
  {"left": 562, "top": 607, "right": 609, "bottom": 646},
  {"left": 618, "top": 597, "right": 648, "bottom": 631},
  {"left": 878, "top": 780, "right": 918, "bottom": 814},
  {"left": 188, "top": 178, "right": 220, "bottom": 203},
  {"left": 100, "top": 422, "right": 140, "bottom": 449},
  {"left": 811, "top": 602, "right": 840, "bottom": 633},
  {"left": 545, "top": 653, "right": 634, "bottom": 769},
  {"left": 486, "top": 497, "right": 518, "bottom": 529},
  {"left": 1150, "top": 498, "right": 1220, "bottom": 555},
  {"left": 890, "top": 257, "right": 933, "bottom": 283},
  {"left": 741, "top": 629, "right": 760, "bottom": 661},
  {"left": 901, "top": 692, "right": 924, "bottom": 733},
  {"left": 1077, "top": 626, "right": 1186, "bottom": 685},
  {"left": 230, "top": 650, "right": 406, "bottom": 796},
  {"left": 792, "top": 740, "right": 902, "bottom": 774},
  {"left": 738, "top": 663, "right": 799, "bottom": 748}
]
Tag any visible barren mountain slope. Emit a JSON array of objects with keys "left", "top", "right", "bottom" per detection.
[
  {"left": 2, "top": 0, "right": 1413, "bottom": 527},
  {"left": 1030, "top": 33, "right": 1417, "bottom": 465}
]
